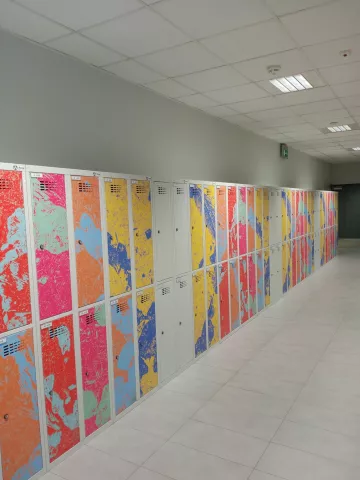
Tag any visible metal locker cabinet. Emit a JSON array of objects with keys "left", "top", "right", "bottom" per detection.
[
  {"left": 320, "top": 230, "right": 325, "bottom": 267},
  {"left": 286, "top": 190, "right": 292, "bottom": 241},
  {"left": 296, "top": 191, "right": 301, "bottom": 238},
  {"left": 282, "top": 243, "right": 288, "bottom": 294},
  {"left": 256, "top": 187, "right": 263, "bottom": 251},
  {"left": 314, "top": 192, "right": 320, "bottom": 232},
  {"left": 307, "top": 235, "right": 313, "bottom": 275},
  {"left": 204, "top": 185, "right": 217, "bottom": 266},
  {"left": 173, "top": 183, "right": 191, "bottom": 276},
  {"left": 291, "top": 191, "right": 297, "bottom": 240},
  {"left": 270, "top": 246, "right": 277, "bottom": 305},
  {"left": 192, "top": 270, "right": 207, "bottom": 357},
  {"left": 0, "top": 170, "right": 31, "bottom": 334},
  {"left": 153, "top": 182, "right": 174, "bottom": 282},
  {"left": 156, "top": 280, "right": 177, "bottom": 383},
  {"left": 264, "top": 248, "right": 270, "bottom": 307},
  {"left": 228, "top": 186, "right": 238, "bottom": 259},
  {"left": 269, "top": 188, "right": 281, "bottom": 246},
  {"left": 248, "top": 253, "right": 257, "bottom": 318},
  {"left": 0, "top": 329, "right": 43, "bottom": 480},
  {"left": 79, "top": 304, "right": 110, "bottom": 437},
  {"left": 301, "top": 236, "right": 307, "bottom": 280},
  {"left": 217, "top": 185, "right": 228, "bottom": 262},
  {"left": 105, "top": 177, "right": 132, "bottom": 297},
  {"left": 300, "top": 191, "right": 305, "bottom": 237},
  {"left": 238, "top": 186, "right": 247, "bottom": 256},
  {"left": 206, "top": 267, "right": 219, "bottom": 347},
  {"left": 229, "top": 259, "right": 240, "bottom": 331},
  {"left": 239, "top": 255, "right": 249, "bottom": 324},
  {"left": 256, "top": 251, "right": 265, "bottom": 313},
  {"left": 136, "top": 287, "right": 158, "bottom": 396},
  {"left": 281, "top": 190, "right": 288, "bottom": 243},
  {"left": 41, "top": 315, "right": 80, "bottom": 462},
  {"left": 31, "top": 173, "right": 72, "bottom": 320},
  {"left": 174, "top": 274, "right": 194, "bottom": 368},
  {"left": 311, "top": 233, "right": 315, "bottom": 272},
  {"left": 291, "top": 239, "right": 297, "bottom": 287},
  {"left": 189, "top": 184, "right": 204, "bottom": 271},
  {"left": 303, "top": 191, "right": 308, "bottom": 236},
  {"left": 110, "top": 295, "right": 136, "bottom": 416},
  {"left": 247, "top": 187, "right": 255, "bottom": 253},
  {"left": 72, "top": 176, "right": 104, "bottom": 308},
  {"left": 131, "top": 180, "right": 154, "bottom": 289},
  {"left": 218, "top": 262, "right": 230, "bottom": 338},
  {"left": 320, "top": 192, "right": 325, "bottom": 230},
  {"left": 263, "top": 188, "right": 270, "bottom": 250}
]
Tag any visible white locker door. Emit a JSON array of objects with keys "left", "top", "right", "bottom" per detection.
[
  {"left": 173, "top": 183, "right": 191, "bottom": 276},
  {"left": 156, "top": 279, "right": 177, "bottom": 383},
  {"left": 175, "top": 273, "right": 194, "bottom": 370},
  {"left": 154, "top": 182, "right": 174, "bottom": 282}
]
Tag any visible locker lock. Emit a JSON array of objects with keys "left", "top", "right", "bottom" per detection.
[
  {"left": 85, "top": 371, "right": 89, "bottom": 377},
  {"left": 161, "top": 331, "right": 164, "bottom": 335},
  {"left": 115, "top": 355, "right": 119, "bottom": 360},
  {"left": 176, "top": 228, "right": 179, "bottom": 232},
  {"left": 179, "top": 321, "right": 182, "bottom": 326},
  {"left": 78, "top": 240, "right": 83, "bottom": 245},
  {"left": 3, "top": 414, "right": 9, "bottom": 421},
  {"left": 39, "top": 245, "right": 45, "bottom": 250},
  {"left": 158, "top": 230, "right": 160, "bottom": 234}
]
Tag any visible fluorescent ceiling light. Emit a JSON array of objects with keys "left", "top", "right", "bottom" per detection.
[
  {"left": 270, "top": 74, "right": 313, "bottom": 93},
  {"left": 327, "top": 125, "right": 352, "bottom": 133},
  {"left": 352, "top": 147, "right": 360, "bottom": 151}
]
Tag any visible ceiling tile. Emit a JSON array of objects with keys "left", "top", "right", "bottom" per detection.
[
  {"left": 224, "top": 114, "right": 258, "bottom": 125},
  {"left": 332, "top": 81, "right": 360, "bottom": 98},
  {"left": 104, "top": 59, "right": 164, "bottom": 83},
  {"left": 178, "top": 94, "right": 218, "bottom": 109},
  {"left": 303, "top": 35, "right": 360, "bottom": 69},
  {"left": 153, "top": 0, "right": 273, "bottom": 39},
  {"left": 256, "top": 116, "right": 306, "bottom": 128},
  {"left": 277, "top": 123, "right": 322, "bottom": 134},
  {"left": 0, "top": 0, "right": 70, "bottom": 42},
  {"left": 201, "top": 19, "right": 296, "bottom": 64},
  {"left": 205, "top": 83, "right": 269, "bottom": 104},
  {"left": 138, "top": 42, "right": 223, "bottom": 77},
  {"left": 302, "top": 110, "right": 354, "bottom": 128},
  {"left": 46, "top": 33, "right": 125, "bottom": 67},
  {"left": 320, "top": 62, "right": 360, "bottom": 85},
  {"left": 346, "top": 106, "right": 360, "bottom": 117},
  {"left": 280, "top": 0, "right": 360, "bottom": 46},
  {"left": 176, "top": 66, "right": 248, "bottom": 93},
  {"left": 234, "top": 49, "right": 312, "bottom": 82},
  {"left": 276, "top": 86, "right": 335, "bottom": 106},
  {"left": 17, "top": 0, "right": 143, "bottom": 30},
  {"left": 230, "top": 96, "right": 284, "bottom": 113},
  {"left": 247, "top": 107, "right": 295, "bottom": 121},
  {"left": 145, "top": 79, "right": 194, "bottom": 98},
  {"left": 291, "top": 99, "right": 343, "bottom": 115},
  {"left": 266, "top": 0, "right": 332, "bottom": 16},
  {"left": 82, "top": 8, "right": 190, "bottom": 57},
  {"left": 201, "top": 105, "right": 238, "bottom": 117},
  {"left": 341, "top": 95, "right": 360, "bottom": 108}
]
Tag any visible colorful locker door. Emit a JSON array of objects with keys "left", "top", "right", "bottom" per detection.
[
  {"left": 303, "top": 192, "right": 308, "bottom": 236},
  {"left": 173, "top": 184, "right": 191, "bottom": 276},
  {"left": 219, "top": 262, "right": 230, "bottom": 338},
  {"left": 297, "top": 238, "right": 301, "bottom": 283},
  {"left": 229, "top": 259, "right": 240, "bottom": 331},
  {"left": 311, "top": 233, "right": 315, "bottom": 272},
  {"left": 31, "top": 173, "right": 72, "bottom": 320},
  {"left": 307, "top": 236, "right": 313, "bottom": 276},
  {"left": 282, "top": 243, "right": 288, "bottom": 294},
  {"left": 189, "top": 184, "right": 204, "bottom": 271},
  {"left": 291, "top": 239, "right": 297, "bottom": 287},
  {"left": 238, "top": 186, "right": 247, "bottom": 256},
  {"left": 217, "top": 186, "right": 228, "bottom": 262},
  {"left": 320, "top": 192, "right": 325, "bottom": 230},
  {"left": 204, "top": 185, "right": 216, "bottom": 266},
  {"left": 137, "top": 287, "right": 158, "bottom": 395},
  {"left": 192, "top": 271, "right": 206, "bottom": 357},
  {"left": 270, "top": 246, "right": 278, "bottom": 304},
  {"left": 286, "top": 190, "right": 292, "bottom": 241},
  {"left": 41, "top": 315, "right": 79, "bottom": 462},
  {"left": 132, "top": 180, "right": 154, "bottom": 288},
  {"left": 248, "top": 253, "right": 257, "bottom": 318},
  {"left": 256, "top": 251, "right": 265, "bottom": 312},
  {"left": 247, "top": 187, "right": 255, "bottom": 252},
  {"left": 0, "top": 170, "right": 31, "bottom": 333},
  {"left": 228, "top": 186, "right": 238, "bottom": 259},
  {"left": 291, "top": 191, "right": 297, "bottom": 240},
  {"left": 301, "top": 237, "right": 307, "bottom": 280},
  {"left": 287, "top": 242, "right": 292, "bottom": 290},
  {"left": 263, "top": 188, "right": 270, "bottom": 250},
  {"left": 256, "top": 188, "right": 263, "bottom": 251},
  {"left": 264, "top": 248, "right": 270, "bottom": 307},
  {"left": 72, "top": 176, "right": 104, "bottom": 307},
  {"left": 296, "top": 191, "right": 301, "bottom": 238},
  {"left": 79, "top": 304, "right": 110, "bottom": 436},
  {"left": 239, "top": 255, "right": 249, "bottom": 324},
  {"left": 206, "top": 267, "right": 219, "bottom": 347},
  {"left": 281, "top": 190, "right": 288, "bottom": 243},
  {"left": 105, "top": 178, "right": 132, "bottom": 297},
  {"left": 111, "top": 295, "right": 136, "bottom": 416},
  {"left": 0, "top": 329, "right": 43, "bottom": 480}
]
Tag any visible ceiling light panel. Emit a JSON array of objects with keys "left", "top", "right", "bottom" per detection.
[
  {"left": 327, "top": 125, "right": 352, "bottom": 133},
  {"left": 352, "top": 147, "right": 360, "bottom": 151},
  {"left": 270, "top": 74, "right": 313, "bottom": 93}
]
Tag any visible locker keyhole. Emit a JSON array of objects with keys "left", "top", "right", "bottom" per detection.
[
  {"left": 161, "top": 331, "right": 164, "bottom": 335},
  {"left": 158, "top": 230, "right": 160, "bottom": 234},
  {"left": 179, "top": 321, "right": 182, "bottom": 326},
  {"left": 115, "top": 355, "right": 119, "bottom": 360},
  {"left": 176, "top": 228, "right": 179, "bottom": 232},
  {"left": 39, "top": 245, "right": 45, "bottom": 250},
  {"left": 85, "top": 372, "right": 89, "bottom": 377},
  {"left": 78, "top": 240, "right": 83, "bottom": 245},
  {"left": 3, "top": 414, "right": 9, "bottom": 421}
]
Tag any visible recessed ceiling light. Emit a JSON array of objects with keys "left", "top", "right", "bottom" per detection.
[
  {"left": 269, "top": 74, "right": 313, "bottom": 93},
  {"left": 327, "top": 125, "right": 351, "bottom": 133},
  {"left": 352, "top": 147, "right": 360, "bottom": 151}
]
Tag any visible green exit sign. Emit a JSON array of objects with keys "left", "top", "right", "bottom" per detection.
[{"left": 280, "top": 143, "right": 289, "bottom": 159}]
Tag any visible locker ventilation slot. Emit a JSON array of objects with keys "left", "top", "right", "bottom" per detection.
[
  {"left": 2, "top": 340, "right": 24, "bottom": 357},
  {"left": 218, "top": 190, "right": 225, "bottom": 196},
  {"left": 176, "top": 187, "right": 184, "bottom": 195},
  {"left": 161, "top": 287, "right": 170, "bottom": 295},
  {"left": 49, "top": 326, "right": 67, "bottom": 339},
  {"left": 78, "top": 182, "right": 92, "bottom": 193},
  {"left": 40, "top": 180, "right": 56, "bottom": 192},
  {"left": 0, "top": 178, "right": 11, "bottom": 190},
  {"left": 110, "top": 184, "right": 122, "bottom": 194},
  {"left": 158, "top": 186, "right": 167, "bottom": 195},
  {"left": 85, "top": 312, "right": 100, "bottom": 325},
  {"left": 136, "top": 185, "right": 146, "bottom": 194},
  {"left": 116, "top": 301, "right": 127, "bottom": 314},
  {"left": 179, "top": 280, "right": 188, "bottom": 288},
  {"left": 140, "top": 293, "right": 150, "bottom": 303}
]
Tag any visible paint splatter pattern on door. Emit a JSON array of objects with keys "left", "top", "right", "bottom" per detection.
[{"left": 206, "top": 266, "right": 219, "bottom": 347}]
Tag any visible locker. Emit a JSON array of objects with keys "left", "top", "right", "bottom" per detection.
[
  {"left": 301, "top": 236, "right": 307, "bottom": 280},
  {"left": 296, "top": 191, "right": 301, "bottom": 238},
  {"left": 299, "top": 191, "right": 305, "bottom": 237},
  {"left": 173, "top": 184, "right": 191, "bottom": 276},
  {"left": 311, "top": 233, "right": 315, "bottom": 273},
  {"left": 238, "top": 186, "right": 247, "bottom": 256},
  {"left": 306, "top": 236, "right": 312, "bottom": 276},
  {"left": 291, "top": 239, "right": 297, "bottom": 287},
  {"left": 0, "top": 170, "right": 31, "bottom": 333},
  {"left": 326, "top": 192, "right": 330, "bottom": 228},
  {"left": 287, "top": 241, "right": 292, "bottom": 290},
  {"left": 286, "top": 190, "right": 292, "bottom": 241},
  {"left": 174, "top": 274, "right": 194, "bottom": 367},
  {"left": 228, "top": 186, "right": 238, "bottom": 259},
  {"left": 219, "top": 262, "right": 230, "bottom": 338},
  {"left": 335, "top": 192, "right": 339, "bottom": 227},
  {"left": 256, "top": 251, "right": 264, "bottom": 313},
  {"left": 79, "top": 304, "right": 110, "bottom": 437},
  {"left": 229, "top": 259, "right": 240, "bottom": 331},
  {"left": 269, "top": 188, "right": 281, "bottom": 246},
  {"left": 320, "top": 230, "right": 325, "bottom": 266},
  {"left": 239, "top": 255, "right": 249, "bottom": 324},
  {"left": 105, "top": 178, "right": 132, "bottom": 296},
  {"left": 264, "top": 248, "right": 270, "bottom": 307},
  {"left": 206, "top": 267, "right": 219, "bottom": 347},
  {"left": 320, "top": 192, "right": 325, "bottom": 230},
  {"left": 296, "top": 238, "right": 302, "bottom": 282},
  {"left": 41, "top": 315, "right": 80, "bottom": 462},
  {"left": 314, "top": 232, "right": 320, "bottom": 271},
  {"left": 256, "top": 187, "right": 263, "bottom": 251},
  {"left": 270, "top": 245, "right": 281, "bottom": 305},
  {"left": 192, "top": 270, "right": 207, "bottom": 357},
  {"left": 153, "top": 182, "right": 174, "bottom": 282},
  {"left": 263, "top": 188, "right": 270, "bottom": 249},
  {"left": 314, "top": 192, "right": 320, "bottom": 232},
  {"left": 309, "top": 192, "right": 314, "bottom": 234},
  {"left": 281, "top": 190, "right": 288, "bottom": 243},
  {"left": 247, "top": 187, "right": 255, "bottom": 252},
  {"left": 217, "top": 185, "right": 228, "bottom": 262},
  {"left": 0, "top": 329, "right": 43, "bottom": 480},
  {"left": 137, "top": 287, "right": 158, "bottom": 396},
  {"left": 248, "top": 253, "right": 257, "bottom": 318},
  {"left": 156, "top": 280, "right": 177, "bottom": 382},
  {"left": 204, "top": 185, "right": 217, "bottom": 266},
  {"left": 131, "top": 180, "right": 154, "bottom": 289},
  {"left": 111, "top": 295, "right": 136, "bottom": 416},
  {"left": 303, "top": 191, "right": 309, "bottom": 236},
  {"left": 72, "top": 176, "right": 104, "bottom": 308},
  {"left": 291, "top": 191, "right": 297, "bottom": 240},
  {"left": 282, "top": 242, "right": 290, "bottom": 294},
  {"left": 189, "top": 184, "right": 204, "bottom": 271}
]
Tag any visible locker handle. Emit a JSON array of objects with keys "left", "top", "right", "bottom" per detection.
[
  {"left": 176, "top": 228, "right": 179, "bottom": 232},
  {"left": 3, "top": 414, "right": 9, "bottom": 421},
  {"left": 179, "top": 322, "right": 182, "bottom": 326},
  {"left": 161, "top": 331, "right": 164, "bottom": 335},
  {"left": 158, "top": 230, "right": 160, "bottom": 234}
]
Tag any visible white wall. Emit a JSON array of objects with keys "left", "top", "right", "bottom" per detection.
[
  {"left": 0, "top": 29, "right": 330, "bottom": 189},
  {"left": 331, "top": 162, "right": 360, "bottom": 184}
]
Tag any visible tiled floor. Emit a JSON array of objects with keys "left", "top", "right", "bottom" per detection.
[{"left": 45, "top": 248, "right": 360, "bottom": 480}]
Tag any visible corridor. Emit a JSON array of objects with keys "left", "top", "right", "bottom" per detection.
[{"left": 44, "top": 249, "right": 360, "bottom": 480}]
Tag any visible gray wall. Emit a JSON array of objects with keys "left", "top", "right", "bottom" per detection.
[
  {"left": 331, "top": 163, "right": 360, "bottom": 185},
  {"left": 0, "top": 29, "right": 330, "bottom": 188}
]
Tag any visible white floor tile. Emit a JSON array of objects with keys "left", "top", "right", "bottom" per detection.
[
  {"left": 249, "top": 471, "right": 285, "bottom": 480},
  {"left": 128, "top": 468, "right": 173, "bottom": 480},
  {"left": 180, "top": 363, "right": 235, "bottom": 385},
  {"left": 298, "top": 385, "right": 360, "bottom": 415},
  {"left": 143, "top": 389, "right": 204, "bottom": 419},
  {"left": 164, "top": 374, "right": 221, "bottom": 400}
]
